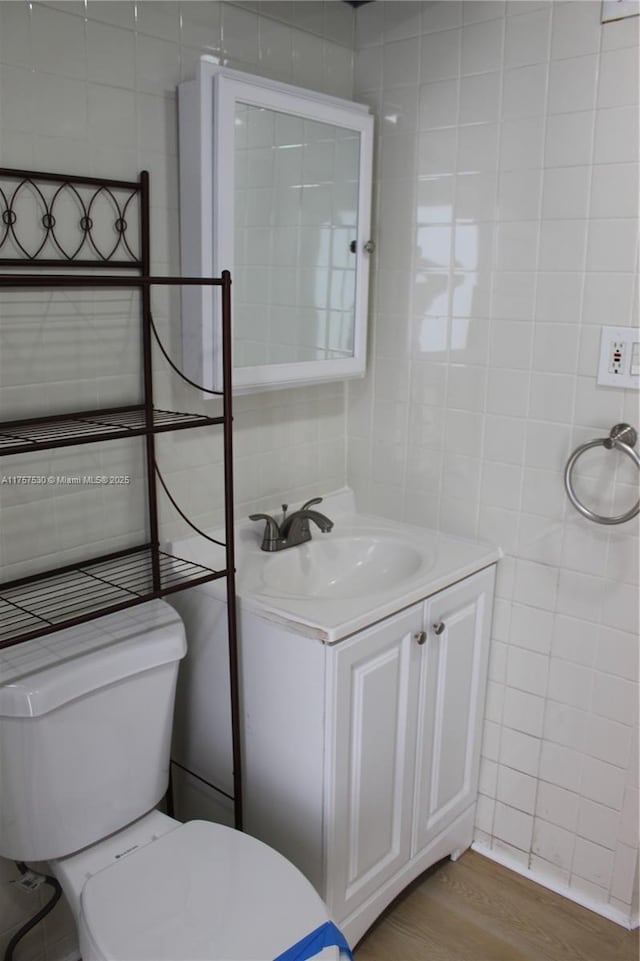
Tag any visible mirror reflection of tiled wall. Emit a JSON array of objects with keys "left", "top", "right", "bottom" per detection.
[{"left": 234, "top": 103, "right": 359, "bottom": 367}]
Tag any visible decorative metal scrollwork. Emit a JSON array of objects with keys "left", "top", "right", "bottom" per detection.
[{"left": 0, "top": 172, "right": 140, "bottom": 265}]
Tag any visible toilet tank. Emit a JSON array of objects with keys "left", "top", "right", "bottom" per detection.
[{"left": 0, "top": 601, "right": 186, "bottom": 861}]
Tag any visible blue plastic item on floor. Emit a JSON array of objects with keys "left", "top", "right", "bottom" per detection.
[{"left": 273, "top": 920, "right": 354, "bottom": 960}]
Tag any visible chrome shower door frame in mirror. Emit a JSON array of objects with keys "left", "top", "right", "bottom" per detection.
[{"left": 179, "top": 60, "right": 374, "bottom": 395}]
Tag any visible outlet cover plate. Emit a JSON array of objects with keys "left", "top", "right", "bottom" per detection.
[{"left": 598, "top": 325, "right": 640, "bottom": 389}]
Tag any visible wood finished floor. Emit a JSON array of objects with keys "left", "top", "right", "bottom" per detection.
[{"left": 354, "top": 850, "right": 639, "bottom": 961}]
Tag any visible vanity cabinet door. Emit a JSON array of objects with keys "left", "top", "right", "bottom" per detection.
[
  {"left": 411, "top": 567, "right": 495, "bottom": 856},
  {"left": 325, "top": 605, "right": 422, "bottom": 923}
]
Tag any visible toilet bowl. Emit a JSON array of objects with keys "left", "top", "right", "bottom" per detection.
[
  {"left": 0, "top": 602, "right": 342, "bottom": 961},
  {"left": 56, "top": 813, "right": 339, "bottom": 961}
]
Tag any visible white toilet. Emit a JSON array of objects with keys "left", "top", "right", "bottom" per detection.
[{"left": 0, "top": 601, "right": 340, "bottom": 961}]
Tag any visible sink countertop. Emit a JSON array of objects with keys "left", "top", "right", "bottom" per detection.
[{"left": 171, "top": 490, "right": 502, "bottom": 644}]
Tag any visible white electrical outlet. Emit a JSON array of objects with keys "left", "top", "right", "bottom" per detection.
[
  {"left": 608, "top": 341, "right": 625, "bottom": 374},
  {"left": 598, "top": 326, "right": 640, "bottom": 389}
]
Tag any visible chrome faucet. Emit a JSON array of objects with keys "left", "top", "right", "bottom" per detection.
[{"left": 250, "top": 497, "right": 334, "bottom": 552}]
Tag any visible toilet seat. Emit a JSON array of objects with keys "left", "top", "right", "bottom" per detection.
[{"left": 80, "top": 820, "right": 339, "bottom": 961}]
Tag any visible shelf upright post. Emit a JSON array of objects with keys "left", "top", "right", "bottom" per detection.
[
  {"left": 221, "top": 269, "right": 243, "bottom": 831},
  {"left": 139, "top": 170, "right": 161, "bottom": 594}
]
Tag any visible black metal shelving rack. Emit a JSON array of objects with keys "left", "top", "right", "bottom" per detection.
[{"left": 0, "top": 167, "right": 242, "bottom": 826}]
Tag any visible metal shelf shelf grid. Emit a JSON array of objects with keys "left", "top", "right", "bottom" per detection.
[
  {"left": 0, "top": 406, "right": 224, "bottom": 455},
  {"left": 0, "top": 546, "right": 226, "bottom": 648}
]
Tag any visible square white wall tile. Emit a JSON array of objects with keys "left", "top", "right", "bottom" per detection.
[
  {"left": 420, "top": 28, "right": 461, "bottom": 82},
  {"left": 502, "top": 686, "right": 546, "bottom": 737},
  {"left": 572, "top": 837, "right": 615, "bottom": 889},
  {"left": 504, "top": 7, "right": 550, "bottom": 67},
  {"left": 422, "top": 2, "right": 463, "bottom": 35},
  {"left": 384, "top": 36, "right": 420, "bottom": 87},
  {"left": 535, "top": 272, "right": 583, "bottom": 325},
  {"left": 543, "top": 700, "right": 588, "bottom": 753},
  {"left": 493, "top": 801, "right": 535, "bottom": 851},
  {"left": 577, "top": 798, "right": 622, "bottom": 851},
  {"left": 592, "top": 673, "right": 638, "bottom": 727},
  {"left": 594, "top": 105, "right": 640, "bottom": 164},
  {"left": 528, "top": 372, "right": 575, "bottom": 424},
  {"left": 539, "top": 741, "right": 583, "bottom": 794},
  {"left": 610, "top": 843, "right": 639, "bottom": 903},
  {"left": 538, "top": 221, "right": 588, "bottom": 274},
  {"left": 502, "top": 62, "right": 547, "bottom": 120},
  {"left": 580, "top": 755, "right": 627, "bottom": 811},
  {"left": 459, "top": 70, "right": 501, "bottom": 124},
  {"left": 545, "top": 111, "right": 594, "bottom": 168},
  {"left": 542, "top": 166, "right": 591, "bottom": 221},
  {"left": 537, "top": 781, "right": 580, "bottom": 833},
  {"left": 497, "top": 765, "right": 538, "bottom": 815},
  {"left": 509, "top": 602, "right": 554, "bottom": 653},
  {"left": 598, "top": 47, "right": 640, "bottom": 109},
  {"left": 551, "top": 615, "right": 599, "bottom": 667},
  {"left": 590, "top": 164, "right": 639, "bottom": 220},
  {"left": 548, "top": 54, "right": 598, "bottom": 115},
  {"left": 550, "top": 2, "right": 602, "bottom": 60},
  {"left": 594, "top": 626, "right": 639, "bottom": 682},
  {"left": 500, "top": 115, "right": 545, "bottom": 169},
  {"left": 584, "top": 714, "right": 633, "bottom": 770},
  {"left": 533, "top": 818, "right": 576, "bottom": 872},
  {"left": 499, "top": 726, "right": 542, "bottom": 776},
  {"left": 506, "top": 645, "right": 549, "bottom": 697},
  {"left": 498, "top": 170, "right": 543, "bottom": 222},
  {"left": 586, "top": 220, "right": 639, "bottom": 273},
  {"left": 461, "top": 18, "right": 504, "bottom": 76},
  {"left": 513, "top": 558, "right": 558, "bottom": 610}
]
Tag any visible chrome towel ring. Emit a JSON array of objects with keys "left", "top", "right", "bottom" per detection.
[{"left": 564, "top": 423, "right": 640, "bottom": 525}]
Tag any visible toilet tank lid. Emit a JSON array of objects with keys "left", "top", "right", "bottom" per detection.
[{"left": 0, "top": 601, "right": 186, "bottom": 718}]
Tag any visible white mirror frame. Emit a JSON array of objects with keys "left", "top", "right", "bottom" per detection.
[{"left": 179, "top": 59, "right": 374, "bottom": 395}]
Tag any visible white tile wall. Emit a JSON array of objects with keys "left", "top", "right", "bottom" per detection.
[
  {"left": 350, "top": 0, "right": 639, "bottom": 927},
  {"left": 0, "top": 3, "right": 353, "bottom": 958}
]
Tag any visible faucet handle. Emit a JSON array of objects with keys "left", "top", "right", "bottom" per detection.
[
  {"left": 301, "top": 497, "right": 323, "bottom": 511},
  {"left": 249, "top": 513, "right": 271, "bottom": 523},
  {"left": 249, "top": 513, "right": 281, "bottom": 550},
  {"left": 249, "top": 512, "right": 280, "bottom": 533}
]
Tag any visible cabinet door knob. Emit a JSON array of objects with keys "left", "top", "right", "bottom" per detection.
[
  {"left": 414, "top": 630, "right": 427, "bottom": 645},
  {"left": 433, "top": 621, "right": 446, "bottom": 636}
]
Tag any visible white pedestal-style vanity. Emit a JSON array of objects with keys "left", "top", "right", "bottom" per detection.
[{"left": 170, "top": 491, "right": 500, "bottom": 947}]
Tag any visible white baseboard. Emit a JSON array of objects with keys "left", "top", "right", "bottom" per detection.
[{"left": 472, "top": 840, "right": 637, "bottom": 931}]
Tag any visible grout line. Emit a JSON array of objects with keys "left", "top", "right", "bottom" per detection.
[
  {"left": 478, "top": 0, "right": 509, "bottom": 858},
  {"left": 521, "top": 4, "right": 555, "bottom": 879}
]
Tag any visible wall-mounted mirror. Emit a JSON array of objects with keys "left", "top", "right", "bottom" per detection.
[{"left": 179, "top": 61, "right": 374, "bottom": 394}]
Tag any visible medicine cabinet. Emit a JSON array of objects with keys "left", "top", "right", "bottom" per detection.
[{"left": 179, "top": 60, "right": 374, "bottom": 394}]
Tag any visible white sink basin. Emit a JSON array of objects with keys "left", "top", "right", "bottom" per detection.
[
  {"left": 259, "top": 535, "right": 428, "bottom": 600},
  {"left": 171, "top": 489, "right": 502, "bottom": 642}
]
